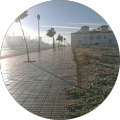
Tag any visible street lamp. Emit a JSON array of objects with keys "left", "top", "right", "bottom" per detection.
[
  {"left": 29, "top": 36, "right": 30, "bottom": 48},
  {"left": 13, "top": 33, "right": 14, "bottom": 41},
  {"left": 37, "top": 14, "right": 40, "bottom": 52},
  {"left": 13, "top": 33, "right": 14, "bottom": 49}
]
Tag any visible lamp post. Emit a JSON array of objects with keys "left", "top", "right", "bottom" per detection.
[
  {"left": 29, "top": 36, "right": 30, "bottom": 48},
  {"left": 13, "top": 33, "right": 14, "bottom": 42},
  {"left": 37, "top": 14, "right": 40, "bottom": 52},
  {"left": 13, "top": 33, "right": 14, "bottom": 49}
]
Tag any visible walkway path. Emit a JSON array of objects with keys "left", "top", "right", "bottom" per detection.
[{"left": 1, "top": 46, "right": 77, "bottom": 120}]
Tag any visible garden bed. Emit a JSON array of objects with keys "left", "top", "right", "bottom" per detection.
[{"left": 63, "top": 45, "right": 119, "bottom": 119}]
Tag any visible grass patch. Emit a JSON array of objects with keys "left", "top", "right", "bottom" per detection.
[{"left": 63, "top": 45, "right": 119, "bottom": 119}]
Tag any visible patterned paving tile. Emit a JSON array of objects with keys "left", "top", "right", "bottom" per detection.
[{"left": 1, "top": 47, "right": 77, "bottom": 119}]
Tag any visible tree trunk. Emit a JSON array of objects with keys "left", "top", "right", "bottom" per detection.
[
  {"left": 53, "top": 37, "right": 54, "bottom": 51},
  {"left": 53, "top": 37, "right": 55, "bottom": 51},
  {"left": 61, "top": 41, "right": 62, "bottom": 50},
  {"left": 19, "top": 20, "right": 30, "bottom": 61},
  {"left": 58, "top": 41, "right": 60, "bottom": 50}
]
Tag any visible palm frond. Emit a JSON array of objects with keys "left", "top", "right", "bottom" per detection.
[
  {"left": 15, "top": 11, "right": 28, "bottom": 23},
  {"left": 46, "top": 28, "right": 56, "bottom": 37}
]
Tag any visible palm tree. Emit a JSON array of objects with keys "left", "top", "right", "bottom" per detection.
[
  {"left": 60, "top": 36, "right": 63, "bottom": 48},
  {"left": 63, "top": 38, "right": 66, "bottom": 46},
  {"left": 56, "top": 34, "right": 63, "bottom": 50},
  {"left": 15, "top": 11, "right": 30, "bottom": 62},
  {"left": 59, "top": 35, "right": 63, "bottom": 48},
  {"left": 56, "top": 33, "right": 62, "bottom": 50},
  {"left": 46, "top": 28, "right": 56, "bottom": 51}
]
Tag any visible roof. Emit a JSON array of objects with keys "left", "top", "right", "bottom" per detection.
[
  {"left": 71, "top": 31, "right": 113, "bottom": 34},
  {"left": 96, "top": 25, "right": 109, "bottom": 29},
  {"left": 71, "top": 25, "right": 111, "bottom": 34},
  {"left": 101, "top": 25, "right": 109, "bottom": 27},
  {"left": 81, "top": 26, "right": 89, "bottom": 28}
]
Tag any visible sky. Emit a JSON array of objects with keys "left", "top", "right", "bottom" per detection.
[{"left": 7, "top": 0, "right": 108, "bottom": 44}]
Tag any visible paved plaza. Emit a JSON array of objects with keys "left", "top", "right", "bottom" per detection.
[{"left": 1, "top": 46, "right": 77, "bottom": 120}]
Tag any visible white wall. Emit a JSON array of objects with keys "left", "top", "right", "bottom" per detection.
[
  {"left": 71, "top": 32, "right": 117, "bottom": 46},
  {"left": 71, "top": 33, "right": 79, "bottom": 46},
  {"left": 101, "top": 27, "right": 108, "bottom": 32},
  {"left": 81, "top": 27, "right": 89, "bottom": 33}
]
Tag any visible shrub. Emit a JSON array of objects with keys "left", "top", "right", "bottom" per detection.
[{"left": 63, "top": 45, "right": 119, "bottom": 119}]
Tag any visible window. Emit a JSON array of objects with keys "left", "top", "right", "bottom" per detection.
[
  {"left": 90, "top": 36, "right": 93, "bottom": 40},
  {"left": 109, "top": 39, "right": 112, "bottom": 44},
  {"left": 96, "top": 36, "right": 101, "bottom": 39},
  {"left": 95, "top": 43, "right": 99, "bottom": 45},
  {"left": 78, "top": 40, "right": 81, "bottom": 44}
]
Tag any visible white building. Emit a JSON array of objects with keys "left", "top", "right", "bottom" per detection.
[{"left": 71, "top": 25, "right": 117, "bottom": 46}]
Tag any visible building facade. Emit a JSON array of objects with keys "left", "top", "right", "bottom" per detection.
[{"left": 71, "top": 26, "right": 117, "bottom": 46}]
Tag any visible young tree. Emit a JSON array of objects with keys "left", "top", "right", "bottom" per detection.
[
  {"left": 60, "top": 35, "right": 63, "bottom": 46},
  {"left": 15, "top": 11, "right": 30, "bottom": 61},
  {"left": 56, "top": 34, "right": 62, "bottom": 50},
  {"left": 64, "top": 38, "right": 66, "bottom": 46},
  {"left": 46, "top": 28, "right": 56, "bottom": 51},
  {"left": 56, "top": 34, "right": 63, "bottom": 50}
]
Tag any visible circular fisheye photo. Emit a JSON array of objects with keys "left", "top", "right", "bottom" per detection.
[{"left": 0, "top": 0, "right": 119, "bottom": 120}]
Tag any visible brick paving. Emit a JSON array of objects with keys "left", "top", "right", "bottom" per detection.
[{"left": 1, "top": 46, "right": 77, "bottom": 120}]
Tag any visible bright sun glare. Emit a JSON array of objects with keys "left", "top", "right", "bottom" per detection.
[
  {"left": 7, "top": 23, "right": 66, "bottom": 44},
  {"left": 8, "top": 23, "right": 22, "bottom": 36},
  {"left": 7, "top": 23, "right": 37, "bottom": 39}
]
